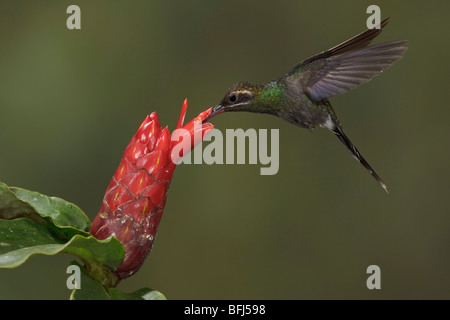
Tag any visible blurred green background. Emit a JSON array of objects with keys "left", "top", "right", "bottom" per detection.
[{"left": 0, "top": 1, "right": 449, "bottom": 299}]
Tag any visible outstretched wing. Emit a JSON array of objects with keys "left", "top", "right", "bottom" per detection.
[
  {"left": 305, "top": 40, "right": 408, "bottom": 102},
  {"left": 289, "top": 18, "right": 391, "bottom": 72},
  {"left": 285, "top": 18, "right": 408, "bottom": 102}
]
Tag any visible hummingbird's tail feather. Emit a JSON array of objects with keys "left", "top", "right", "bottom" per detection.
[{"left": 325, "top": 117, "right": 389, "bottom": 193}]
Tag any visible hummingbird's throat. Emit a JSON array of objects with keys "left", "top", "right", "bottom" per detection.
[{"left": 258, "top": 82, "right": 286, "bottom": 106}]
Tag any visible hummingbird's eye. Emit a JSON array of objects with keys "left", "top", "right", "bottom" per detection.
[{"left": 228, "top": 93, "right": 237, "bottom": 103}]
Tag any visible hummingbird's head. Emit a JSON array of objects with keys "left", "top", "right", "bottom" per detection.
[{"left": 205, "top": 82, "right": 259, "bottom": 121}]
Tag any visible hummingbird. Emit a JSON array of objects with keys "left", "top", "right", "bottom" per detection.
[{"left": 205, "top": 18, "right": 407, "bottom": 193}]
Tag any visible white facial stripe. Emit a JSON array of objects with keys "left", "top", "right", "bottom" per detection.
[
  {"left": 230, "top": 101, "right": 250, "bottom": 108},
  {"left": 234, "top": 90, "right": 252, "bottom": 95}
]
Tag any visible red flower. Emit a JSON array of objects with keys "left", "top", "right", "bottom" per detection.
[{"left": 90, "top": 99, "right": 213, "bottom": 279}]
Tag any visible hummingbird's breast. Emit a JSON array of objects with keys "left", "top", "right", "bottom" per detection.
[{"left": 277, "top": 76, "right": 329, "bottom": 130}]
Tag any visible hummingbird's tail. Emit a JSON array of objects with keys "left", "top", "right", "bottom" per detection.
[{"left": 323, "top": 115, "right": 388, "bottom": 193}]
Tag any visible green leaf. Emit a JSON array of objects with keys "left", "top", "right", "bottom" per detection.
[
  {"left": 0, "top": 218, "right": 64, "bottom": 267},
  {"left": 70, "top": 261, "right": 110, "bottom": 300},
  {"left": 0, "top": 182, "right": 91, "bottom": 240},
  {"left": 0, "top": 182, "right": 36, "bottom": 221},
  {"left": 0, "top": 181, "right": 165, "bottom": 298},
  {"left": 10, "top": 186, "right": 91, "bottom": 232},
  {"left": 62, "top": 234, "right": 124, "bottom": 271},
  {"left": 0, "top": 181, "right": 125, "bottom": 286},
  {"left": 108, "top": 287, "right": 167, "bottom": 300},
  {"left": 0, "top": 218, "right": 124, "bottom": 270}
]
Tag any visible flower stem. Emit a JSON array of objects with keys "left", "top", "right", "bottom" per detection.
[{"left": 82, "top": 258, "right": 120, "bottom": 288}]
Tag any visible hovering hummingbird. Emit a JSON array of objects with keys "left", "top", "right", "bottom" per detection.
[{"left": 205, "top": 18, "right": 407, "bottom": 193}]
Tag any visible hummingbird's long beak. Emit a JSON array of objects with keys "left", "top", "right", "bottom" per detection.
[{"left": 203, "top": 105, "right": 225, "bottom": 122}]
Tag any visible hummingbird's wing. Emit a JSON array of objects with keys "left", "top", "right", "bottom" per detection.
[
  {"left": 285, "top": 18, "right": 408, "bottom": 103},
  {"left": 304, "top": 40, "right": 408, "bottom": 102},
  {"left": 320, "top": 17, "right": 390, "bottom": 56},
  {"left": 290, "top": 18, "right": 391, "bottom": 70}
]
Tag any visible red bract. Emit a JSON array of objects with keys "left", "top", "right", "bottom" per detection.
[{"left": 90, "top": 99, "right": 213, "bottom": 279}]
